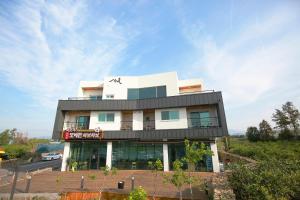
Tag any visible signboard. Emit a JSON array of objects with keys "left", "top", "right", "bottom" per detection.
[{"left": 63, "top": 128, "right": 104, "bottom": 141}]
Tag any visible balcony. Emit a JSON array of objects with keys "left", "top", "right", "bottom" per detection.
[
  {"left": 143, "top": 120, "right": 155, "bottom": 130},
  {"left": 187, "top": 117, "right": 219, "bottom": 128},
  {"left": 121, "top": 121, "right": 133, "bottom": 130},
  {"left": 64, "top": 122, "right": 90, "bottom": 130}
]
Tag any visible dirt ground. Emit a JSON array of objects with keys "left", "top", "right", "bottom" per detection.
[{"left": 0, "top": 170, "right": 213, "bottom": 199}]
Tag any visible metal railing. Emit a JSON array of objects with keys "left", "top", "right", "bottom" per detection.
[
  {"left": 143, "top": 120, "right": 155, "bottom": 130},
  {"left": 68, "top": 96, "right": 102, "bottom": 100},
  {"left": 120, "top": 121, "right": 133, "bottom": 130},
  {"left": 64, "top": 122, "right": 90, "bottom": 130},
  {"left": 187, "top": 117, "right": 219, "bottom": 128}
]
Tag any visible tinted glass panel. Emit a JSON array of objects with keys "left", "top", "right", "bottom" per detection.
[
  {"left": 98, "top": 113, "right": 106, "bottom": 122},
  {"left": 106, "top": 113, "right": 115, "bottom": 122},
  {"left": 139, "top": 87, "right": 156, "bottom": 99},
  {"left": 128, "top": 89, "right": 139, "bottom": 100},
  {"left": 161, "top": 111, "right": 169, "bottom": 120},
  {"left": 169, "top": 111, "right": 179, "bottom": 120},
  {"left": 200, "top": 112, "right": 210, "bottom": 126},
  {"left": 157, "top": 86, "right": 166, "bottom": 97},
  {"left": 161, "top": 111, "right": 179, "bottom": 120}
]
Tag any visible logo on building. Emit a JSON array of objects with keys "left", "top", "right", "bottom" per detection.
[
  {"left": 62, "top": 127, "right": 104, "bottom": 141},
  {"left": 109, "top": 77, "right": 122, "bottom": 84}
]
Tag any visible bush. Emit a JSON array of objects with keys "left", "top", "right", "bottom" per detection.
[
  {"left": 128, "top": 186, "right": 147, "bottom": 200},
  {"left": 228, "top": 160, "right": 300, "bottom": 200},
  {"left": 4, "top": 144, "right": 30, "bottom": 159}
]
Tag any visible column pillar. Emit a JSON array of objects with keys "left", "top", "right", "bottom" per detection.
[
  {"left": 106, "top": 141, "right": 112, "bottom": 169},
  {"left": 163, "top": 143, "right": 169, "bottom": 171},
  {"left": 61, "top": 142, "right": 70, "bottom": 171},
  {"left": 133, "top": 111, "right": 143, "bottom": 130},
  {"left": 210, "top": 140, "right": 220, "bottom": 173}
]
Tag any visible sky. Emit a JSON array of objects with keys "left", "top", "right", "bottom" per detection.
[{"left": 0, "top": 0, "right": 299, "bottom": 138}]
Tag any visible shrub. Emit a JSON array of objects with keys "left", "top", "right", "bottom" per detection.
[
  {"left": 228, "top": 160, "right": 300, "bottom": 200},
  {"left": 128, "top": 186, "right": 147, "bottom": 200},
  {"left": 4, "top": 144, "right": 30, "bottom": 159}
]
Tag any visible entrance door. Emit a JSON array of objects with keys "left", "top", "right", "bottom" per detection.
[{"left": 90, "top": 149, "right": 98, "bottom": 169}]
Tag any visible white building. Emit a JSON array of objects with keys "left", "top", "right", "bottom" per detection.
[{"left": 52, "top": 72, "right": 228, "bottom": 172}]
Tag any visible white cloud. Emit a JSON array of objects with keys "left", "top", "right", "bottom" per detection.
[
  {"left": 0, "top": 0, "right": 133, "bottom": 108},
  {"left": 177, "top": 4, "right": 300, "bottom": 131}
]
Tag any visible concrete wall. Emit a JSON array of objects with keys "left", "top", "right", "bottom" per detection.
[
  {"left": 155, "top": 107, "right": 188, "bottom": 129},
  {"left": 133, "top": 111, "right": 143, "bottom": 130}
]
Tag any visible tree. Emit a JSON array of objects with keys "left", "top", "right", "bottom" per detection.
[
  {"left": 128, "top": 186, "right": 147, "bottom": 200},
  {"left": 273, "top": 102, "right": 300, "bottom": 139},
  {"left": 163, "top": 160, "right": 187, "bottom": 200},
  {"left": 0, "top": 129, "right": 11, "bottom": 145},
  {"left": 182, "top": 139, "right": 213, "bottom": 200},
  {"left": 258, "top": 120, "right": 274, "bottom": 141},
  {"left": 100, "top": 165, "right": 117, "bottom": 200},
  {"left": 148, "top": 159, "right": 163, "bottom": 199},
  {"left": 246, "top": 126, "right": 260, "bottom": 142},
  {"left": 283, "top": 102, "right": 300, "bottom": 136}
]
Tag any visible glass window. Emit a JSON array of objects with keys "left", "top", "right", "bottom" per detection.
[
  {"left": 127, "top": 85, "right": 166, "bottom": 100},
  {"left": 139, "top": 87, "right": 156, "bottom": 99},
  {"left": 161, "top": 111, "right": 179, "bottom": 120},
  {"left": 106, "top": 94, "right": 114, "bottom": 99},
  {"left": 98, "top": 113, "right": 115, "bottom": 122},
  {"left": 157, "top": 86, "right": 166, "bottom": 97},
  {"left": 128, "top": 89, "right": 139, "bottom": 100},
  {"left": 106, "top": 113, "right": 115, "bottom": 122},
  {"left": 98, "top": 113, "right": 106, "bottom": 122}
]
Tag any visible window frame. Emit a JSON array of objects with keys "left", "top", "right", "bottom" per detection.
[
  {"left": 98, "top": 112, "right": 115, "bottom": 122},
  {"left": 161, "top": 110, "right": 180, "bottom": 121}
]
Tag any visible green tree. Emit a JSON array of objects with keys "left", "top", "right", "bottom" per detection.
[
  {"left": 246, "top": 126, "right": 260, "bottom": 142},
  {"left": 148, "top": 159, "right": 163, "bottom": 199},
  {"left": 99, "top": 165, "right": 117, "bottom": 199},
  {"left": 182, "top": 139, "right": 213, "bottom": 200},
  {"left": 283, "top": 102, "right": 300, "bottom": 137},
  {"left": 0, "top": 129, "right": 11, "bottom": 145},
  {"left": 273, "top": 102, "right": 300, "bottom": 139},
  {"left": 128, "top": 186, "right": 147, "bottom": 200},
  {"left": 163, "top": 160, "right": 187, "bottom": 200},
  {"left": 258, "top": 120, "right": 274, "bottom": 141}
]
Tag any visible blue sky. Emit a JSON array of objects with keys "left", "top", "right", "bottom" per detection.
[{"left": 0, "top": 0, "right": 299, "bottom": 138}]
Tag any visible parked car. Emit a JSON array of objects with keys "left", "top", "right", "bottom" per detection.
[
  {"left": 42, "top": 152, "right": 62, "bottom": 161},
  {"left": 0, "top": 152, "right": 9, "bottom": 160}
]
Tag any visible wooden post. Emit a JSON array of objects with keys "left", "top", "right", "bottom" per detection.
[{"left": 9, "top": 165, "right": 19, "bottom": 200}]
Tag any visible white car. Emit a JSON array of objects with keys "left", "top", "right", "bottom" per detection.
[{"left": 42, "top": 153, "right": 62, "bottom": 161}]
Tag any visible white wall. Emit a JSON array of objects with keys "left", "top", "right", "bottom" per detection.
[
  {"left": 102, "top": 72, "right": 179, "bottom": 99},
  {"left": 155, "top": 107, "right": 188, "bottom": 129},
  {"left": 89, "top": 111, "right": 121, "bottom": 130},
  {"left": 211, "top": 140, "right": 220, "bottom": 173},
  {"left": 133, "top": 111, "right": 143, "bottom": 130}
]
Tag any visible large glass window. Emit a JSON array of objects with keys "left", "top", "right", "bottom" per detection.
[
  {"left": 112, "top": 142, "right": 163, "bottom": 170},
  {"left": 98, "top": 113, "right": 115, "bottom": 122},
  {"left": 70, "top": 142, "right": 107, "bottom": 170},
  {"left": 161, "top": 111, "right": 179, "bottom": 120},
  {"left": 127, "top": 86, "right": 166, "bottom": 100},
  {"left": 75, "top": 116, "right": 90, "bottom": 129}
]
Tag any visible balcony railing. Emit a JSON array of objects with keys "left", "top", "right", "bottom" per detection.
[
  {"left": 64, "top": 122, "right": 90, "bottom": 130},
  {"left": 121, "top": 121, "right": 133, "bottom": 130},
  {"left": 143, "top": 120, "right": 155, "bottom": 130},
  {"left": 68, "top": 96, "right": 102, "bottom": 100},
  {"left": 187, "top": 117, "right": 219, "bottom": 128}
]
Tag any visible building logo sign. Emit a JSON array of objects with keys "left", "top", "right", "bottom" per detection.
[
  {"left": 63, "top": 128, "right": 104, "bottom": 141},
  {"left": 109, "top": 77, "right": 122, "bottom": 84}
]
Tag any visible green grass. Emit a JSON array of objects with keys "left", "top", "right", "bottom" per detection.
[{"left": 225, "top": 138, "right": 300, "bottom": 161}]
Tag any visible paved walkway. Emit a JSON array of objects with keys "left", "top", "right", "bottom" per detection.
[{"left": 0, "top": 170, "right": 213, "bottom": 199}]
